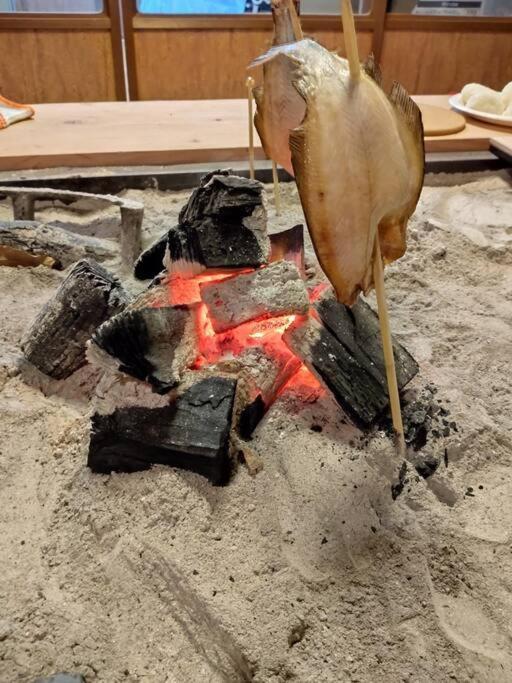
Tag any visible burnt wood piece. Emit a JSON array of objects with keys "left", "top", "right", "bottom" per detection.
[
  {"left": 89, "top": 305, "right": 197, "bottom": 394},
  {"left": 215, "top": 346, "right": 302, "bottom": 438},
  {"left": 269, "top": 224, "right": 305, "bottom": 277},
  {"left": 0, "top": 220, "right": 117, "bottom": 269},
  {"left": 0, "top": 186, "right": 143, "bottom": 266},
  {"left": 88, "top": 376, "right": 237, "bottom": 485},
  {"left": 284, "top": 316, "right": 395, "bottom": 428},
  {"left": 134, "top": 170, "right": 270, "bottom": 280},
  {"left": 21, "top": 260, "right": 127, "bottom": 380},
  {"left": 200, "top": 261, "right": 309, "bottom": 333},
  {"left": 315, "top": 291, "right": 419, "bottom": 390}
]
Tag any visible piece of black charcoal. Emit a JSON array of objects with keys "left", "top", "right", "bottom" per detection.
[
  {"left": 134, "top": 171, "right": 270, "bottom": 280},
  {"left": 21, "top": 259, "right": 127, "bottom": 380},
  {"left": 89, "top": 304, "right": 198, "bottom": 394},
  {"left": 88, "top": 376, "right": 237, "bottom": 484},
  {"left": 315, "top": 290, "right": 419, "bottom": 391}
]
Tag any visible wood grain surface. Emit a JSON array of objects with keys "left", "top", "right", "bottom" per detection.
[{"left": 0, "top": 96, "right": 510, "bottom": 172}]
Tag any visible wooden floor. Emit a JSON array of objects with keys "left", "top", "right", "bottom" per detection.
[{"left": 0, "top": 96, "right": 511, "bottom": 172}]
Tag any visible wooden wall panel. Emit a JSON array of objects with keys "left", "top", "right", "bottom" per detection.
[
  {"left": 134, "top": 29, "right": 372, "bottom": 101},
  {"left": 381, "top": 30, "right": 512, "bottom": 95},
  {"left": 0, "top": 30, "right": 116, "bottom": 103}
]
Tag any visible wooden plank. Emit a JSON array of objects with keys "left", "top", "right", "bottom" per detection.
[
  {"left": 380, "top": 30, "right": 512, "bottom": 95},
  {"left": 0, "top": 97, "right": 510, "bottom": 172},
  {"left": 0, "top": 30, "right": 116, "bottom": 104},
  {"left": 490, "top": 137, "right": 512, "bottom": 165}
]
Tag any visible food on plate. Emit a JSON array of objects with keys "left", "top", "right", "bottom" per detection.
[
  {"left": 466, "top": 91, "right": 505, "bottom": 115},
  {"left": 501, "top": 81, "right": 512, "bottom": 108}
]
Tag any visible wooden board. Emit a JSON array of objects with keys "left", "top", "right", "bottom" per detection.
[
  {"left": 490, "top": 136, "right": 512, "bottom": 165},
  {"left": 420, "top": 104, "right": 466, "bottom": 137},
  {"left": 0, "top": 96, "right": 510, "bottom": 172}
]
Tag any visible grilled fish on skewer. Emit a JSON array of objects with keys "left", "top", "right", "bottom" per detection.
[
  {"left": 250, "top": 40, "right": 424, "bottom": 305},
  {"left": 252, "top": 0, "right": 305, "bottom": 176}
]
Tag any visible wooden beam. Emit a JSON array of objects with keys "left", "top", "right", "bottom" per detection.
[{"left": 0, "top": 13, "right": 110, "bottom": 29}]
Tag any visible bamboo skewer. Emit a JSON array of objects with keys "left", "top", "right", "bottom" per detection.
[
  {"left": 246, "top": 76, "right": 256, "bottom": 181},
  {"left": 271, "top": 160, "right": 281, "bottom": 215},
  {"left": 372, "top": 238, "right": 406, "bottom": 456},
  {"left": 341, "top": 0, "right": 361, "bottom": 81}
]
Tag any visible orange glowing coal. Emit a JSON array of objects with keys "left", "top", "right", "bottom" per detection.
[{"left": 162, "top": 267, "right": 326, "bottom": 397}]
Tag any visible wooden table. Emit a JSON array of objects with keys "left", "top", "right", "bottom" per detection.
[{"left": 0, "top": 96, "right": 510, "bottom": 172}]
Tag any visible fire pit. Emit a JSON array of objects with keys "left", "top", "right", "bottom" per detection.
[{"left": 19, "top": 170, "right": 418, "bottom": 485}]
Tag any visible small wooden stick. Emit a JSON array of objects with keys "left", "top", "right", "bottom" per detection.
[
  {"left": 340, "top": 0, "right": 361, "bottom": 81},
  {"left": 286, "top": 0, "right": 304, "bottom": 40},
  {"left": 272, "top": 160, "right": 281, "bottom": 216},
  {"left": 246, "top": 76, "right": 256, "bottom": 181},
  {"left": 372, "top": 238, "right": 406, "bottom": 456}
]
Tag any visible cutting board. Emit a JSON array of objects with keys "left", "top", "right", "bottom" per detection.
[{"left": 419, "top": 104, "right": 466, "bottom": 136}]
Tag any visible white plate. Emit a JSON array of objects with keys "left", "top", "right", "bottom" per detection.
[{"left": 449, "top": 94, "right": 512, "bottom": 128}]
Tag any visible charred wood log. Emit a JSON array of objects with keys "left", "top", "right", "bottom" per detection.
[
  {"left": 0, "top": 220, "right": 117, "bottom": 269},
  {"left": 88, "top": 376, "right": 237, "bottom": 484},
  {"left": 214, "top": 346, "right": 302, "bottom": 438},
  {"left": 89, "top": 304, "right": 198, "bottom": 394},
  {"left": 0, "top": 186, "right": 143, "bottom": 266},
  {"left": 134, "top": 171, "right": 270, "bottom": 280},
  {"left": 200, "top": 261, "right": 309, "bottom": 333},
  {"left": 314, "top": 291, "right": 419, "bottom": 391},
  {"left": 21, "top": 260, "right": 127, "bottom": 380}
]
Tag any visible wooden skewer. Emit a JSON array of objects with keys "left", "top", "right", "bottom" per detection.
[
  {"left": 286, "top": 0, "right": 304, "bottom": 41},
  {"left": 372, "top": 238, "right": 406, "bottom": 456},
  {"left": 246, "top": 76, "right": 256, "bottom": 181},
  {"left": 340, "top": 0, "right": 361, "bottom": 81},
  {"left": 271, "top": 160, "right": 281, "bottom": 216}
]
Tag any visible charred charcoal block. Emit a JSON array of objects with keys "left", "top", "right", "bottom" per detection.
[
  {"left": 133, "top": 234, "right": 167, "bottom": 280},
  {"left": 214, "top": 346, "right": 302, "bottom": 438},
  {"left": 88, "top": 376, "right": 237, "bottom": 485},
  {"left": 315, "top": 290, "right": 419, "bottom": 391},
  {"left": 134, "top": 171, "right": 270, "bottom": 280},
  {"left": 283, "top": 316, "right": 391, "bottom": 428},
  {"left": 21, "top": 259, "right": 127, "bottom": 380},
  {"left": 200, "top": 261, "right": 309, "bottom": 333},
  {"left": 89, "top": 305, "right": 198, "bottom": 394},
  {"left": 269, "top": 224, "right": 305, "bottom": 276}
]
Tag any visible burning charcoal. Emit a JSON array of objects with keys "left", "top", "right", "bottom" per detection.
[
  {"left": 0, "top": 220, "right": 117, "bottom": 269},
  {"left": 134, "top": 171, "right": 270, "bottom": 280},
  {"left": 269, "top": 224, "right": 305, "bottom": 276},
  {"left": 88, "top": 376, "right": 237, "bottom": 485},
  {"left": 283, "top": 316, "right": 393, "bottom": 428},
  {"left": 89, "top": 305, "right": 198, "bottom": 394},
  {"left": 214, "top": 346, "right": 302, "bottom": 437},
  {"left": 200, "top": 261, "right": 309, "bottom": 333},
  {"left": 314, "top": 290, "right": 419, "bottom": 390},
  {"left": 21, "top": 259, "right": 127, "bottom": 380}
]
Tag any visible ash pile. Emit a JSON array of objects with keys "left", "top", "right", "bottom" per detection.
[{"left": 18, "top": 171, "right": 419, "bottom": 485}]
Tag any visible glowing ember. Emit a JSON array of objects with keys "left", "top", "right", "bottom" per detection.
[{"left": 157, "top": 266, "right": 325, "bottom": 397}]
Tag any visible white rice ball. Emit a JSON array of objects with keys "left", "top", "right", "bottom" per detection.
[
  {"left": 467, "top": 91, "right": 505, "bottom": 115},
  {"left": 461, "top": 83, "right": 491, "bottom": 104},
  {"left": 501, "top": 82, "right": 512, "bottom": 108},
  {"left": 504, "top": 104, "right": 512, "bottom": 118}
]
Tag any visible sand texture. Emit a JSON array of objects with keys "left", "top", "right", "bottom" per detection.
[{"left": 1, "top": 172, "right": 512, "bottom": 682}]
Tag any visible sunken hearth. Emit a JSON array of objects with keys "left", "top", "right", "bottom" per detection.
[{"left": 20, "top": 171, "right": 419, "bottom": 485}]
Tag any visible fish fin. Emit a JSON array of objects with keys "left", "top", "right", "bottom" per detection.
[
  {"left": 248, "top": 42, "right": 304, "bottom": 70},
  {"left": 388, "top": 81, "right": 423, "bottom": 142},
  {"left": 378, "top": 82, "right": 425, "bottom": 264},
  {"left": 362, "top": 53, "right": 382, "bottom": 87},
  {"left": 341, "top": 0, "right": 361, "bottom": 80}
]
